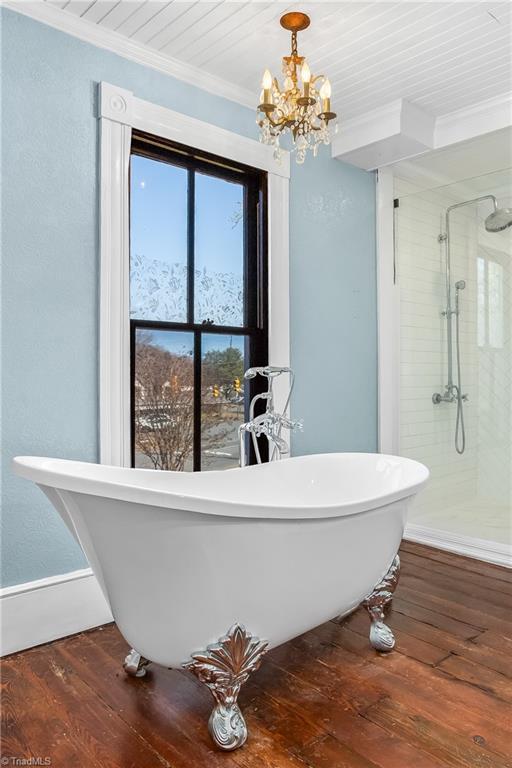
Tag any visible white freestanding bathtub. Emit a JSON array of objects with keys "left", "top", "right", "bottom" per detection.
[{"left": 13, "top": 452, "right": 428, "bottom": 750}]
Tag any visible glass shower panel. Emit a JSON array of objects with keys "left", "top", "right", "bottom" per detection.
[{"left": 395, "top": 168, "right": 512, "bottom": 547}]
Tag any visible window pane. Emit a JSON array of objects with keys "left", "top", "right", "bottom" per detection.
[
  {"left": 201, "top": 335, "right": 246, "bottom": 470},
  {"left": 195, "top": 173, "right": 244, "bottom": 326},
  {"left": 134, "top": 329, "right": 194, "bottom": 471},
  {"left": 477, "top": 257, "right": 486, "bottom": 347},
  {"left": 130, "top": 155, "right": 188, "bottom": 322},
  {"left": 488, "top": 261, "right": 504, "bottom": 348}
]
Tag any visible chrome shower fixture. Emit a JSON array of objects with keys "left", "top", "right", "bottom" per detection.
[
  {"left": 485, "top": 204, "right": 512, "bottom": 233},
  {"left": 432, "top": 192, "right": 510, "bottom": 454},
  {"left": 438, "top": 195, "right": 512, "bottom": 237},
  {"left": 432, "top": 198, "right": 483, "bottom": 455},
  {"left": 239, "top": 365, "right": 302, "bottom": 467}
]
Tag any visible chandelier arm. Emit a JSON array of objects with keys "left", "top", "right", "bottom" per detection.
[
  {"left": 258, "top": 112, "right": 289, "bottom": 130},
  {"left": 269, "top": 117, "right": 289, "bottom": 129},
  {"left": 267, "top": 107, "right": 289, "bottom": 126},
  {"left": 306, "top": 114, "right": 324, "bottom": 130}
]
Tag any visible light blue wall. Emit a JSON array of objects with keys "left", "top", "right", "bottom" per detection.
[
  {"left": 290, "top": 155, "right": 377, "bottom": 455},
  {"left": 1, "top": 8, "right": 376, "bottom": 587}
]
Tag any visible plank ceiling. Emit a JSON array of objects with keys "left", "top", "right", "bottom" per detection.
[{"left": 47, "top": 1, "right": 512, "bottom": 119}]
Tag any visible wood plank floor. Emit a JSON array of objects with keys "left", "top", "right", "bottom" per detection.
[{"left": 2, "top": 541, "right": 512, "bottom": 768}]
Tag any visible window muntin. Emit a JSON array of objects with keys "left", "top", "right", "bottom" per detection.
[{"left": 129, "top": 133, "right": 267, "bottom": 471}]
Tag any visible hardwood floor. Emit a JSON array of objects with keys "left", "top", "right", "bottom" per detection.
[{"left": 2, "top": 542, "right": 512, "bottom": 767}]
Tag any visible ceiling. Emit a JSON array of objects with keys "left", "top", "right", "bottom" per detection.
[{"left": 43, "top": 0, "right": 511, "bottom": 120}]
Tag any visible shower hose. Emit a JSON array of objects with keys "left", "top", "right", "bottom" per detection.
[{"left": 453, "top": 301, "right": 466, "bottom": 455}]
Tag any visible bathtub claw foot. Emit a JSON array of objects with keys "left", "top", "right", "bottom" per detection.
[
  {"left": 183, "top": 623, "right": 268, "bottom": 751},
  {"left": 367, "top": 611, "right": 396, "bottom": 652},
  {"left": 209, "top": 703, "right": 247, "bottom": 751},
  {"left": 363, "top": 554, "right": 400, "bottom": 653},
  {"left": 123, "top": 649, "right": 151, "bottom": 677}
]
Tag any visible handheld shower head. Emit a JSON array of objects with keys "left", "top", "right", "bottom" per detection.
[{"left": 455, "top": 280, "right": 466, "bottom": 290}]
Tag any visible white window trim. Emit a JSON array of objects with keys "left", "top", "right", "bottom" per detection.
[{"left": 99, "top": 81, "right": 290, "bottom": 467}]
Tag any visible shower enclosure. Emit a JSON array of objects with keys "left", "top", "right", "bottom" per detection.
[
  {"left": 432, "top": 196, "right": 512, "bottom": 455},
  {"left": 394, "top": 168, "right": 511, "bottom": 554}
]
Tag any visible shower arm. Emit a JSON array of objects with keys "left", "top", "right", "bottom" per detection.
[
  {"left": 444, "top": 194, "right": 497, "bottom": 219},
  {"left": 442, "top": 196, "right": 498, "bottom": 295}
]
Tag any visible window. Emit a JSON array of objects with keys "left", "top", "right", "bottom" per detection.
[
  {"left": 129, "top": 132, "right": 268, "bottom": 471},
  {"left": 477, "top": 255, "right": 504, "bottom": 349}
]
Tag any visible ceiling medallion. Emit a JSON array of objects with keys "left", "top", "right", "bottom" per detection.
[{"left": 257, "top": 12, "right": 337, "bottom": 164}]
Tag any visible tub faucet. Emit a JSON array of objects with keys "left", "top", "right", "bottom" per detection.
[{"left": 239, "top": 366, "right": 302, "bottom": 467}]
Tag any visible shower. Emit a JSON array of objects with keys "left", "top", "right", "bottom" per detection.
[
  {"left": 485, "top": 203, "right": 512, "bottom": 233},
  {"left": 432, "top": 195, "right": 512, "bottom": 454}
]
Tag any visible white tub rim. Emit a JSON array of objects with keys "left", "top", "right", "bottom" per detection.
[{"left": 12, "top": 452, "right": 429, "bottom": 521}]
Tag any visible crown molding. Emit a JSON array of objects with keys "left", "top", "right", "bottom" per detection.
[
  {"left": 435, "top": 92, "right": 512, "bottom": 148},
  {"left": 2, "top": 0, "right": 255, "bottom": 110},
  {"left": 332, "top": 91, "right": 512, "bottom": 171}
]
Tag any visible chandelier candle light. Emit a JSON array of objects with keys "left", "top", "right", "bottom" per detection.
[{"left": 258, "top": 12, "right": 337, "bottom": 164}]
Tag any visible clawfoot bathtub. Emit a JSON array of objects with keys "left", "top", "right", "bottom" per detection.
[{"left": 13, "top": 452, "right": 428, "bottom": 751}]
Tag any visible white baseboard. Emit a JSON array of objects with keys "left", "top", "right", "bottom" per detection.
[
  {"left": 0, "top": 568, "right": 113, "bottom": 657},
  {"left": 405, "top": 523, "right": 512, "bottom": 569}
]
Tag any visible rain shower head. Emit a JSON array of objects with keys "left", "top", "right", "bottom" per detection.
[
  {"left": 445, "top": 196, "right": 512, "bottom": 235},
  {"left": 485, "top": 206, "right": 512, "bottom": 233}
]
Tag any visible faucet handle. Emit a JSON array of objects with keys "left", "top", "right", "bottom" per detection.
[{"left": 277, "top": 415, "right": 303, "bottom": 431}]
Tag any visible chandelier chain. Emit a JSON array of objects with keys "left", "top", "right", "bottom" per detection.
[{"left": 291, "top": 31, "right": 298, "bottom": 58}]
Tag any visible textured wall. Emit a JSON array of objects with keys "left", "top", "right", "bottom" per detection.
[
  {"left": 1, "top": 8, "right": 377, "bottom": 587},
  {"left": 290, "top": 154, "right": 377, "bottom": 455}
]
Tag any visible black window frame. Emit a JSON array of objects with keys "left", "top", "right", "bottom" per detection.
[{"left": 129, "top": 130, "right": 269, "bottom": 471}]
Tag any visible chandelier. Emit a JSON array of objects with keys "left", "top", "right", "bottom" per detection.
[{"left": 257, "top": 12, "right": 337, "bottom": 164}]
